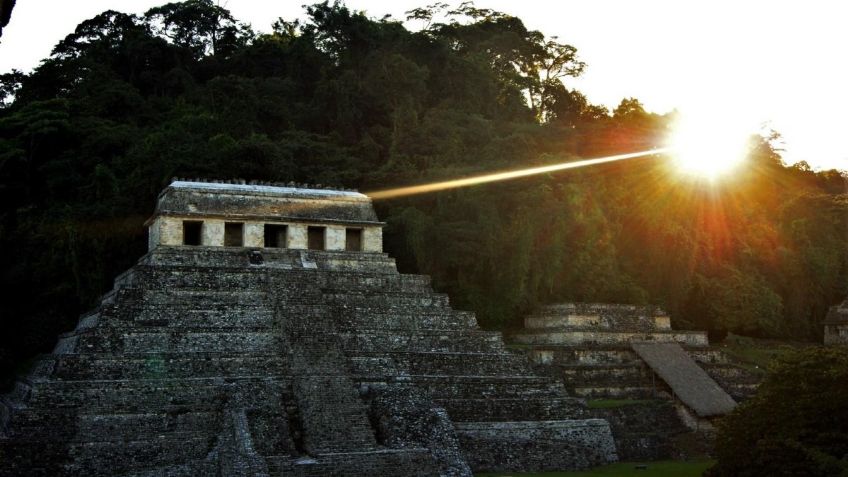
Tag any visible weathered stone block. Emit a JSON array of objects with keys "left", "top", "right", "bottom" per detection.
[
  {"left": 455, "top": 420, "right": 617, "bottom": 472},
  {"left": 243, "top": 222, "right": 263, "bottom": 247},
  {"left": 288, "top": 224, "right": 307, "bottom": 249},
  {"left": 325, "top": 225, "right": 346, "bottom": 251},
  {"left": 202, "top": 219, "right": 225, "bottom": 246}
]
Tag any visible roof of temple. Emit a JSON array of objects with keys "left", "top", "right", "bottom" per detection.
[{"left": 147, "top": 179, "right": 380, "bottom": 225}]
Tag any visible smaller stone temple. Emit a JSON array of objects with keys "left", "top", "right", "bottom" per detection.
[
  {"left": 508, "top": 303, "right": 759, "bottom": 459},
  {"left": 824, "top": 299, "right": 848, "bottom": 345}
]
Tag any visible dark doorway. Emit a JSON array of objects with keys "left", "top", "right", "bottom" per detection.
[
  {"left": 183, "top": 221, "right": 203, "bottom": 246},
  {"left": 224, "top": 222, "right": 244, "bottom": 247},
  {"left": 307, "top": 226, "right": 325, "bottom": 250},
  {"left": 345, "top": 228, "right": 363, "bottom": 251},
  {"left": 264, "top": 224, "right": 288, "bottom": 248}
]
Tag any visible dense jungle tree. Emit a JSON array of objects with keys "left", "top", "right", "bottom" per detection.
[{"left": 708, "top": 347, "right": 848, "bottom": 477}]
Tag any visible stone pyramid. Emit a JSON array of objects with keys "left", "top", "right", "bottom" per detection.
[{"left": 0, "top": 180, "right": 616, "bottom": 476}]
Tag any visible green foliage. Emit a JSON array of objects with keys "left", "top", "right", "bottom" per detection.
[
  {"left": 718, "top": 334, "right": 807, "bottom": 374},
  {"left": 709, "top": 347, "right": 848, "bottom": 477},
  {"left": 0, "top": 1, "right": 846, "bottom": 388},
  {"left": 145, "top": 0, "right": 253, "bottom": 58}
]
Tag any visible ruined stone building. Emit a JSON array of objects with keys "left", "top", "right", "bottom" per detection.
[
  {"left": 824, "top": 299, "right": 848, "bottom": 345},
  {"left": 508, "top": 303, "right": 759, "bottom": 458},
  {"left": 0, "top": 180, "right": 618, "bottom": 476}
]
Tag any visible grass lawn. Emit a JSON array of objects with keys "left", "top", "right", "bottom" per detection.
[
  {"left": 475, "top": 460, "right": 714, "bottom": 477},
  {"left": 718, "top": 333, "right": 811, "bottom": 374}
]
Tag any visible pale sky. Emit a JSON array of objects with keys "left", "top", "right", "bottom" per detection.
[{"left": 1, "top": 1, "right": 846, "bottom": 170}]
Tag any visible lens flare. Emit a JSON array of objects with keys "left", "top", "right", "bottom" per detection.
[
  {"left": 366, "top": 148, "right": 669, "bottom": 200},
  {"left": 667, "top": 113, "right": 752, "bottom": 180}
]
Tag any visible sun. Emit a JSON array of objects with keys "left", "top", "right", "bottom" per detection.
[{"left": 667, "top": 113, "right": 751, "bottom": 180}]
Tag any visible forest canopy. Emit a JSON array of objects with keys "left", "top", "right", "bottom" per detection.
[{"left": 0, "top": 0, "right": 846, "bottom": 388}]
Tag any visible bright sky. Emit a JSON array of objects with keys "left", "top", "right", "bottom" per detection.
[{"left": 1, "top": 1, "right": 846, "bottom": 170}]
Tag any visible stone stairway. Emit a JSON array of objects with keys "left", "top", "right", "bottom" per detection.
[{"left": 304, "top": 266, "right": 616, "bottom": 471}]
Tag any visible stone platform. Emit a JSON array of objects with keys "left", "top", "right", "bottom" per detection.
[
  {"left": 512, "top": 303, "right": 709, "bottom": 347},
  {"left": 0, "top": 248, "right": 617, "bottom": 476}
]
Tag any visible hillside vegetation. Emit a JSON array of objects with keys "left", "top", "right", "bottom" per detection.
[{"left": 1, "top": 1, "right": 846, "bottom": 387}]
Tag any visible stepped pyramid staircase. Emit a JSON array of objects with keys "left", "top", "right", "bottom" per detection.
[{"left": 0, "top": 247, "right": 616, "bottom": 476}]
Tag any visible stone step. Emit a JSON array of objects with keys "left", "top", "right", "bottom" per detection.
[
  {"left": 316, "top": 273, "right": 432, "bottom": 293},
  {"left": 455, "top": 419, "right": 617, "bottom": 472},
  {"left": 524, "top": 312, "right": 670, "bottom": 332},
  {"left": 335, "top": 310, "right": 478, "bottom": 331},
  {"left": 556, "top": 364, "right": 652, "bottom": 383},
  {"left": 118, "top": 459, "right": 217, "bottom": 477},
  {"left": 0, "top": 403, "right": 77, "bottom": 441},
  {"left": 62, "top": 329, "right": 281, "bottom": 354},
  {"left": 67, "top": 435, "right": 215, "bottom": 476},
  {"left": 511, "top": 329, "right": 709, "bottom": 347},
  {"left": 149, "top": 248, "right": 400, "bottom": 274},
  {"left": 378, "top": 375, "right": 565, "bottom": 401},
  {"left": 336, "top": 330, "right": 504, "bottom": 353},
  {"left": 74, "top": 411, "right": 220, "bottom": 442},
  {"left": 571, "top": 385, "right": 657, "bottom": 399},
  {"left": 687, "top": 348, "right": 733, "bottom": 364},
  {"left": 123, "top": 305, "right": 277, "bottom": 328},
  {"left": 273, "top": 448, "right": 438, "bottom": 477},
  {"left": 437, "top": 397, "right": 586, "bottom": 422},
  {"left": 17, "top": 377, "right": 288, "bottom": 411},
  {"left": 350, "top": 352, "right": 529, "bottom": 377},
  {"left": 141, "top": 289, "right": 270, "bottom": 306},
  {"left": 523, "top": 347, "right": 639, "bottom": 366},
  {"left": 323, "top": 291, "right": 451, "bottom": 309},
  {"left": 131, "top": 267, "right": 269, "bottom": 290},
  {"left": 309, "top": 255, "right": 399, "bottom": 274},
  {"left": 51, "top": 353, "right": 287, "bottom": 380},
  {"left": 15, "top": 358, "right": 57, "bottom": 381},
  {"left": 140, "top": 247, "right": 399, "bottom": 271},
  {"left": 701, "top": 362, "right": 762, "bottom": 400},
  {"left": 98, "top": 286, "right": 144, "bottom": 307},
  {"left": 700, "top": 363, "right": 760, "bottom": 381},
  {"left": 53, "top": 334, "right": 83, "bottom": 355},
  {"left": 75, "top": 312, "right": 101, "bottom": 331},
  {"left": 522, "top": 344, "right": 730, "bottom": 365},
  {"left": 719, "top": 382, "right": 759, "bottom": 401},
  {"left": 530, "top": 303, "right": 665, "bottom": 318}
]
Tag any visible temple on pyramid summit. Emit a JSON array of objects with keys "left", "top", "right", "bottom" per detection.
[{"left": 0, "top": 179, "right": 617, "bottom": 476}]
